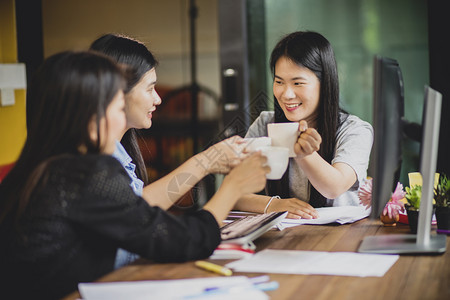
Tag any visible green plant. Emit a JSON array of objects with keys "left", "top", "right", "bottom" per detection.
[
  {"left": 434, "top": 173, "right": 450, "bottom": 207},
  {"left": 405, "top": 185, "right": 422, "bottom": 211}
]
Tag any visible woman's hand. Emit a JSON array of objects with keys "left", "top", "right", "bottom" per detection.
[
  {"left": 294, "top": 120, "right": 322, "bottom": 159},
  {"left": 223, "top": 152, "right": 269, "bottom": 196},
  {"left": 266, "top": 196, "right": 319, "bottom": 219},
  {"left": 197, "top": 136, "right": 248, "bottom": 174},
  {"left": 203, "top": 152, "right": 269, "bottom": 223}
]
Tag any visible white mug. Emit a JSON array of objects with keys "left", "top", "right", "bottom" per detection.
[
  {"left": 267, "top": 122, "right": 299, "bottom": 157},
  {"left": 256, "top": 146, "right": 289, "bottom": 180},
  {"left": 242, "top": 137, "right": 272, "bottom": 152}
]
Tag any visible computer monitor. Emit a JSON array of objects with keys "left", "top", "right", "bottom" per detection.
[
  {"left": 369, "top": 56, "right": 405, "bottom": 219},
  {"left": 358, "top": 83, "right": 446, "bottom": 254}
]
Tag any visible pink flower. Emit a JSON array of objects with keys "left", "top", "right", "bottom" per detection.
[
  {"left": 358, "top": 178, "right": 372, "bottom": 208},
  {"left": 383, "top": 201, "right": 405, "bottom": 219},
  {"left": 391, "top": 182, "right": 406, "bottom": 202},
  {"left": 382, "top": 182, "right": 406, "bottom": 219}
]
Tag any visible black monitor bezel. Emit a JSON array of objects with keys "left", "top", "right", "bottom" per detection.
[{"left": 370, "top": 55, "right": 405, "bottom": 219}]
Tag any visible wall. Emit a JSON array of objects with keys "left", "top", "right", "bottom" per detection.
[
  {"left": 41, "top": 0, "right": 220, "bottom": 95},
  {"left": 0, "top": 0, "right": 27, "bottom": 165}
]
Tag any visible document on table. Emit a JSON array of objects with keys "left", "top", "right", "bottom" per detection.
[
  {"left": 78, "top": 276, "right": 268, "bottom": 300},
  {"left": 226, "top": 249, "right": 399, "bottom": 277},
  {"left": 279, "top": 206, "right": 371, "bottom": 229}
]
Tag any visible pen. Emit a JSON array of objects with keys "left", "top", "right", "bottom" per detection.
[
  {"left": 254, "top": 281, "right": 279, "bottom": 291},
  {"left": 203, "top": 276, "right": 269, "bottom": 293},
  {"left": 202, "top": 280, "right": 279, "bottom": 294},
  {"left": 249, "top": 275, "right": 279, "bottom": 291},
  {"left": 186, "top": 283, "right": 253, "bottom": 298},
  {"left": 194, "top": 260, "right": 233, "bottom": 276},
  {"left": 249, "top": 275, "right": 270, "bottom": 284}
]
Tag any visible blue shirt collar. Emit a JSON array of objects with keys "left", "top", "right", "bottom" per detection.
[{"left": 112, "top": 141, "right": 144, "bottom": 196}]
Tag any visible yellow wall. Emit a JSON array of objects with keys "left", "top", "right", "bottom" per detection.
[{"left": 0, "top": 0, "right": 27, "bottom": 165}]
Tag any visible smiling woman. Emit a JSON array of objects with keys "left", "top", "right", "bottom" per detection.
[
  {"left": 90, "top": 34, "right": 161, "bottom": 194},
  {"left": 125, "top": 69, "right": 159, "bottom": 130},
  {"left": 273, "top": 56, "right": 321, "bottom": 127},
  {"left": 234, "top": 31, "right": 374, "bottom": 219}
]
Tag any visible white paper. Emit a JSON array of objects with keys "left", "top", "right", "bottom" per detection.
[
  {"left": 78, "top": 276, "right": 268, "bottom": 300},
  {"left": 279, "top": 206, "right": 371, "bottom": 229},
  {"left": 226, "top": 249, "right": 399, "bottom": 277}
]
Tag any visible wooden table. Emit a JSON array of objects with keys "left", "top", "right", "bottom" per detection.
[{"left": 63, "top": 219, "right": 450, "bottom": 300}]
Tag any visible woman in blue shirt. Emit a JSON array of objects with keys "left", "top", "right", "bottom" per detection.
[
  {"left": 90, "top": 34, "right": 246, "bottom": 267},
  {"left": 90, "top": 34, "right": 241, "bottom": 203}
]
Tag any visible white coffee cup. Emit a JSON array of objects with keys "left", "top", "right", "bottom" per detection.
[
  {"left": 256, "top": 146, "right": 289, "bottom": 180},
  {"left": 242, "top": 137, "right": 272, "bottom": 152},
  {"left": 267, "top": 122, "right": 299, "bottom": 157}
]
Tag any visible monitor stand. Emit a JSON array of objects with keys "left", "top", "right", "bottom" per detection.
[
  {"left": 358, "top": 87, "right": 447, "bottom": 255},
  {"left": 358, "top": 233, "right": 447, "bottom": 254}
]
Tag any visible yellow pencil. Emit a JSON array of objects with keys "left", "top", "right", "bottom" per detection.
[{"left": 195, "top": 260, "right": 233, "bottom": 276}]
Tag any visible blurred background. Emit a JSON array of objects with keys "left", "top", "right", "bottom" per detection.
[{"left": 1, "top": 0, "right": 449, "bottom": 206}]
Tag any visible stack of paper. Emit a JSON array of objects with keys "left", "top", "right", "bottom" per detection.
[
  {"left": 279, "top": 206, "right": 371, "bottom": 229},
  {"left": 226, "top": 249, "right": 399, "bottom": 277},
  {"left": 78, "top": 276, "right": 268, "bottom": 300}
]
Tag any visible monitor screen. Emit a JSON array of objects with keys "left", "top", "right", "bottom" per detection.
[{"left": 370, "top": 55, "right": 405, "bottom": 219}]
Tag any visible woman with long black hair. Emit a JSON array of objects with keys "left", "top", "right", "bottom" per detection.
[{"left": 234, "top": 31, "right": 373, "bottom": 219}]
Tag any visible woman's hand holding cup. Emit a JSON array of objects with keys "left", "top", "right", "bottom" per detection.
[
  {"left": 199, "top": 135, "right": 248, "bottom": 174},
  {"left": 294, "top": 120, "right": 322, "bottom": 159},
  {"left": 225, "top": 152, "right": 270, "bottom": 195}
]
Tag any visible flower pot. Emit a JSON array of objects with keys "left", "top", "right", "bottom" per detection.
[
  {"left": 406, "top": 207, "right": 437, "bottom": 234},
  {"left": 380, "top": 213, "right": 400, "bottom": 226},
  {"left": 406, "top": 209, "right": 419, "bottom": 234},
  {"left": 435, "top": 206, "right": 450, "bottom": 231}
]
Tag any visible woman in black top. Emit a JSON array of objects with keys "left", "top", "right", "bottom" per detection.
[{"left": 0, "top": 51, "right": 268, "bottom": 299}]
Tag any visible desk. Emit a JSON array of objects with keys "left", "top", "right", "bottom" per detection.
[{"left": 63, "top": 219, "right": 450, "bottom": 300}]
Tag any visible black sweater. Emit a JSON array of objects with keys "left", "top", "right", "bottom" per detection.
[{"left": 0, "top": 154, "right": 220, "bottom": 299}]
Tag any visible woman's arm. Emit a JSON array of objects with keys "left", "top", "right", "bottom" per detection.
[
  {"left": 234, "top": 194, "right": 319, "bottom": 219},
  {"left": 70, "top": 154, "right": 267, "bottom": 263},
  {"left": 296, "top": 153, "right": 356, "bottom": 199},
  {"left": 141, "top": 154, "right": 208, "bottom": 210},
  {"left": 234, "top": 194, "right": 271, "bottom": 214},
  {"left": 203, "top": 153, "right": 269, "bottom": 224},
  {"left": 294, "top": 120, "right": 357, "bottom": 199},
  {"left": 141, "top": 136, "right": 246, "bottom": 210}
]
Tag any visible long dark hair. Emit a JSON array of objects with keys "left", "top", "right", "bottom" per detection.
[
  {"left": 90, "top": 34, "right": 159, "bottom": 185},
  {"left": 267, "top": 31, "right": 343, "bottom": 207},
  {"left": 0, "top": 51, "right": 125, "bottom": 225}
]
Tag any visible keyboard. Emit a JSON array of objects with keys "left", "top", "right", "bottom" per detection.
[{"left": 220, "top": 211, "right": 287, "bottom": 245}]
